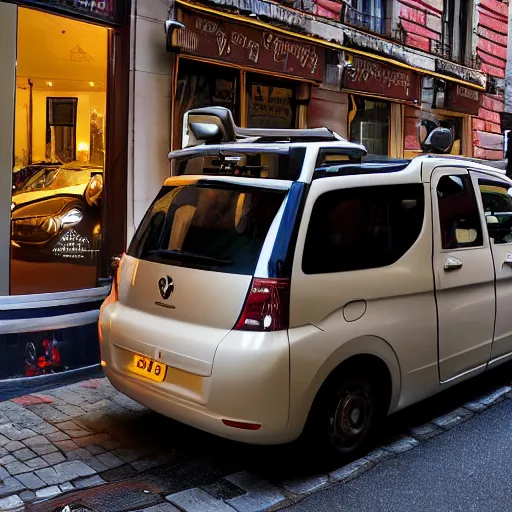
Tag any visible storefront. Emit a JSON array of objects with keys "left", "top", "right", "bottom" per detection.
[
  {"left": 169, "top": 7, "right": 325, "bottom": 149},
  {"left": 404, "top": 77, "right": 481, "bottom": 158},
  {"left": 341, "top": 54, "right": 420, "bottom": 158},
  {"left": 0, "top": 0, "right": 129, "bottom": 386}
]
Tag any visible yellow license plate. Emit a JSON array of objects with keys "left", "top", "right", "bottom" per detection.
[{"left": 129, "top": 354, "right": 167, "bottom": 382}]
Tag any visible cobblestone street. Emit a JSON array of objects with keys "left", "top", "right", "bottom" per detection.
[{"left": 1, "top": 366, "right": 512, "bottom": 512}]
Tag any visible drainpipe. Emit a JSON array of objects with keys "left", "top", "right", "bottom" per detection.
[
  {"left": 505, "top": 0, "right": 512, "bottom": 114},
  {"left": 504, "top": 0, "right": 512, "bottom": 176}
]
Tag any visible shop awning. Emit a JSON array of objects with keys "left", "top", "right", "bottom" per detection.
[{"left": 172, "top": 0, "right": 487, "bottom": 91}]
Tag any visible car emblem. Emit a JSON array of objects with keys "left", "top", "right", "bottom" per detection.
[{"left": 158, "top": 276, "right": 174, "bottom": 300}]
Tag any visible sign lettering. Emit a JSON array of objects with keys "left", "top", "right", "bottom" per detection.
[
  {"left": 342, "top": 55, "right": 419, "bottom": 102},
  {"left": 19, "top": 0, "right": 117, "bottom": 23},
  {"left": 445, "top": 83, "right": 482, "bottom": 115},
  {"left": 175, "top": 10, "right": 325, "bottom": 82}
]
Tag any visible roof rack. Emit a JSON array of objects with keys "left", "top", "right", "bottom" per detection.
[{"left": 182, "top": 106, "right": 344, "bottom": 148}]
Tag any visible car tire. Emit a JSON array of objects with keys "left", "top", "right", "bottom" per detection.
[{"left": 303, "top": 365, "right": 387, "bottom": 462}]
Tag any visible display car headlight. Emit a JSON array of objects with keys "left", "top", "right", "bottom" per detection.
[{"left": 60, "top": 208, "right": 83, "bottom": 227}]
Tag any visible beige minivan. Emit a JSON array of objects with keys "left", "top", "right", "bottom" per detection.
[{"left": 99, "top": 107, "right": 512, "bottom": 460}]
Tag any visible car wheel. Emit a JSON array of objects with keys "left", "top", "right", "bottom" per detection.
[{"left": 305, "top": 366, "right": 386, "bottom": 461}]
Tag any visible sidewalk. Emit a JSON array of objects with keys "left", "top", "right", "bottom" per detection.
[
  {"left": 2, "top": 371, "right": 512, "bottom": 512},
  {"left": 0, "top": 378, "right": 180, "bottom": 511}
]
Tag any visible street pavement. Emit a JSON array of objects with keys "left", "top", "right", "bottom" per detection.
[
  {"left": 0, "top": 364, "right": 512, "bottom": 511},
  {"left": 284, "top": 397, "right": 512, "bottom": 512}
]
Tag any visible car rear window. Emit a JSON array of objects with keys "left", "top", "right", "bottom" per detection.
[{"left": 128, "top": 183, "right": 287, "bottom": 275}]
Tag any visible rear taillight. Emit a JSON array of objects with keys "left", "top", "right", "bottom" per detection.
[{"left": 235, "top": 278, "right": 290, "bottom": 332}]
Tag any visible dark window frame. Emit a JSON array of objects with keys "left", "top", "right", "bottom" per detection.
[
  {"left": 476, "top": 174, "right": 512, "bottom": 245},
  {"left": 45, "top": 97, "right": 78, "bottom": 162},
  {"left": 345, "top": 0, "right": 392, "bottom": 36},
  {"left": 436, "top": 173, "right": 484, "bottom": 250},
  {"left": 442, "top": 0, "right": 472, "bottom": 65}
]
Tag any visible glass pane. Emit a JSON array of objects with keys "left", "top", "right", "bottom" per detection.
[
  {"left": 479, "top": 179, "right": 512, "bottom": 244},
  {"left": 349, "top": 96, "right": 390, "bottom": 155},
  {"left": 302, "top": 184, "right": 425, "bottom": 274},
  {"left": 437, "top": 175, "right": 483, "bottom": 249},
  {"left": 128, "top": 184, "right": 287, "bottom": 276},
  {"left": 174, "top": 59, "right": 239, "bottom": 148},
  {"left": 11, "top": 8, "right": 108, "bottom": 294},
  {"left": 1, "top": 324, "right": 99, "bottom": 379},
  {"left": 247, "top": 82, "right": 295, "bottom": 129}
]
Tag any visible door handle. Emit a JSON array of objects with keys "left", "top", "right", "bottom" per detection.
[
  {"left": 504, "top": 253, "right": 512, "bottom": 267},
  {"left": 444, "top": 256, "right": 463, "bottom": 271}
]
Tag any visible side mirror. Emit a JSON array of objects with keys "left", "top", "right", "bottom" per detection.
[
  {"left": 189, "top": 123, "right": 221, "bottom": 144},
  {"left": 486, "top": 215, "right": 499, "bottom": 225},
  {"left": 182, "top": 107, "right": 237, "bottom": 148}
]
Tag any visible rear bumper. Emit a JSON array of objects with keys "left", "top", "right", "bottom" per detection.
[
  {"left": 103, "top": 366, "right": 288, "bottom": 444},
  {"left": 100, "top": 303, "right": 294, "bottom": 445}
]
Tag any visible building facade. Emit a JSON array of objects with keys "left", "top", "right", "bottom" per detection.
[
  {"left": 0, "top": 0, "right": 508, "bottom": 388},
  {"left": 0, "top": 0, "right": 129, "bottom": 388}
]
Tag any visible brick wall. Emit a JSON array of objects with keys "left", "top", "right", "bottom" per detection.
[
  {"left": 474, "top": 0, "right": 508, "bottom": 160},
  {"left": 398, "top": 0, "right": 442, "bottom": 53},
  {"left": 399, "top": 0, "right": 508, "bottom": 160}
]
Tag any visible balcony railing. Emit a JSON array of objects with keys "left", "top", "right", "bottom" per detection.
[
  {"left": 343, "top": 4, "right": 393, "bottom": 38},
  {"left": 277, "top": 0, "right": 479, "bottom": 70}
]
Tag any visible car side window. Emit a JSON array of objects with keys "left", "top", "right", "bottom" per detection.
[
  {"left": 302, "top": 184, "right": 424, "bottom": 274},
  {"left": 437, "top": 174, "right": 483, "bottom": 250},
  {"left": 478, "top": 178, "right": 512, "bottom": 244}
]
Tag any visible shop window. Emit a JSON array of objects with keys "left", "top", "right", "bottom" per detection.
[
  {"left": 174, "top": 59, "right": 239, "bottom": 148},
  {"left": 2, "top": 324, "right": 99, "bottom": 379},
  {"left": 419, "top": 116, "right": 463, "bottom": 155},
  {"left": 247, "top": 76, "right": 296, "bottom": 129},
  {"left": 302, "top": 184, "right": 425, "bottom": 274},
  {"left": 11, "top": 8, "right": 108, "bottom": 295},
  {"left": 349, "top": 96, "right": 390, "bottom": 155}
]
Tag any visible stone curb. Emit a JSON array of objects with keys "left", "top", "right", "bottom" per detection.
[{"left": 155, "top": 384, "right": 512, "bottom": 512}]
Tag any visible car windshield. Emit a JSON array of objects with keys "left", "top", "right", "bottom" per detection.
[{"left": 15, "top": 168, "right": 96, "bottom": 194}]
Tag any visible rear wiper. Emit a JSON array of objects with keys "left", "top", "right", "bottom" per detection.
[{"left": 148, "top": 249, "right": 232, "bottom": 266}]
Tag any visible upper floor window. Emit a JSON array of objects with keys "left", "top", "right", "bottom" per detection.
[
  {"left": 442, "top": 0, "right": 473, "bottom": 64},
  {"left": 345, "top": 0, "right": 390, "bottom": 36}
]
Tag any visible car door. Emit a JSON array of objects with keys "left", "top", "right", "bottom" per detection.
[
  {"left": 472, "top": 171, "right": 512, "bottom": 364},
  {"left": 431, "top": 167, "right": 495, "bottom": 382}
]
